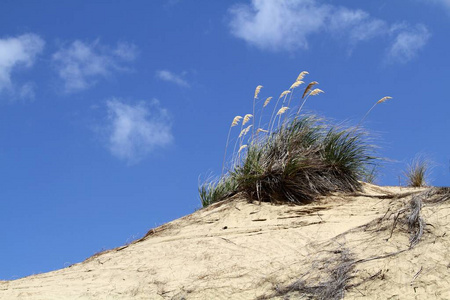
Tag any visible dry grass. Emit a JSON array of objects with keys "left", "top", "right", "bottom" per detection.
[
  {"left": 385, "top": 189, "right": 432, "bottom": 249},
  {"left": 403, "top": 156, "right": 430, "bottom": 187},
  {"left": 408, "top": 192, "right": 425, "bottom": 248},
  {"left": 257, "top": 246, "right": 357, "bottom": 300},
  {"left": 256, "top": 189, "right": 450, "bottom": 300}
]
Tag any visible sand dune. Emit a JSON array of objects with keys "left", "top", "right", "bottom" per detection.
[{"left": 1, "top": 184, "right": 450, "bottom": 299}]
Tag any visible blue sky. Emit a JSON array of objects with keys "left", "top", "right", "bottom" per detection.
[{"left": 1, "top": 0, "right": 449, "bottom": 279}]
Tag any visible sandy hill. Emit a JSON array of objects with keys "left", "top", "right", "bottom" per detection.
[{"left": 1, "top": 184, "right": 450, "bottom": 299}]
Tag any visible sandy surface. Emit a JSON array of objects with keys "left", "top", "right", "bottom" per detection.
[{"left": 1, "top": 184, "right": 449, "bottom": 299}]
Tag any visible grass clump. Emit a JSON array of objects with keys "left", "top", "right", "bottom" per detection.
[
  {"left": 403, "top": 156, "right": 430, "bottom": 187},
  {"left": 230, "top": 117, "right": 374, "bottom": 204},
  {"left": 199, "top": 176, "right": 237, "bottom": 207},
  {"left": 200, "top": 71, "right": 384, "bottom": 207}
]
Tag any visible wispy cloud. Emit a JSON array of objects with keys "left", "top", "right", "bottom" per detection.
[
  {"left": 18, "top": 82, "right": 36, "bottom": 99},
  {"left": 52, "top": 40, "right": 137, "bottom": 93},
  {"left": 0, "top": 33, "right": 44, "bottom": 100},
  {"left": 387, "top": 24, "right": 430, "bottom": 64},
  {"left": 228, "top": 0, "right": 430, "bottom": 63},
  {"left": 156, "top": 70, "right": 190, "bottom": 87},
  {"left": 328, "top": 7, "right": 388, "bottom": 45},
  {"left": 104, "top": 99, "right": 173, "bottom": 164},
  {"left": 424, "top": 0, "right": 450, "bottom": 9},
  {"left": 113, "top": 42, "right": 139, "bottom": 61},
  {"left": 437, "top": 0, "right": 450, "bottom": 7}
]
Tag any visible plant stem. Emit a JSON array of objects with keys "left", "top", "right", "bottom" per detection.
[
  {"left": 221, "top": 126, "right": 233, "bottom": 176},
  {"left": 358, "top": 103, "right": 377, "bottom": 127},
  {"left": 296, "top": 93, "right": 310, "bottom": 116}
]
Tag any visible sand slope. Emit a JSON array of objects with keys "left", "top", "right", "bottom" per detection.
[{"left": 1, "top": 184, "right": 450, "bottom": 299}]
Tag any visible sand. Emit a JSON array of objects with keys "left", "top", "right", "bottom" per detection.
[{"left": 1, "top": 184, "right": 449, "bottom": 299}]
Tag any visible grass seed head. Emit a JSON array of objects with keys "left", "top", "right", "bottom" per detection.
[
  {"left": 256, "top": 128, "right": 269, "bottom": 134},
  {"left": 239, "top": 125, "right": 253, "bottom": 137},
  {"left": 243, "top": 114, "right": 253, "bottom": 125},
  {"left": 238, "top": 145, "right": 248, "bottom": 153},
  {"left": 377, "top": 96, "right": 392, "bottom": 104},
  {"left": 279, "top": 90, "right": 291, "bottom": 98},
  {"left": 203, "top": 72, "right": 378, "bottom": 208},
  {"left": 296, "top": 71, "right": 309, "bottom": 81},
  {"left": 238, "top": 128, "right": 245, "bottom": 138},
  {"left": 309, "top": 88, "right": 324, "bottom": 96},
  {"left": 231, "top": 115, "right": 242, "bottom": 127},
  {"left": 263, "top": 96, "right": 273, "bottom": 107},
  {"left": 254, "top": 85, "right": 263, "bottom": 99},
  {"left": 276, "top": 106, "right": 290, "bottom": 116},
  {"left": 303, "top": 81, "right": 319, "bottom": 98},
  {"left": 244, "top": 125, "right": 252, "bottom": 135},
  {"left": 290, "top": 80, "right": 304, "bottom": 90}
]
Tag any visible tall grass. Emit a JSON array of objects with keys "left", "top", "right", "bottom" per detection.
[
  {"left": 403, "top": 156, "right": 430, "bottom": 187},
  {"left": 200, "top": 72, "right": 382, "bottom": 207}
]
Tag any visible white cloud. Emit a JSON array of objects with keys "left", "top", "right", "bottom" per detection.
[
  {"left": 52, "top": 40, "right": 137, "bottom": 93},
  {"left": 229, "top": 0, "right": 329, "bottom": 51},
  {"left": 0, "top": 33, "right": 44, "bottom": 98},
  {"left": 228, "top": 0, "right": 430, "bottom": 63},
  {"left": 156, "top": 70, "right": 190, "bottom": 87},
  {"left": 387, "top": 24, "right": 431, "bottom": 64},
  {"left": 104, "top": 99, "right": 173, "bottom": 164}
]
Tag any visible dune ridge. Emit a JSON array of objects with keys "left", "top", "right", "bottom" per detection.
[{"left": 1, "top": 184, "right": 450, "bottom": 299}]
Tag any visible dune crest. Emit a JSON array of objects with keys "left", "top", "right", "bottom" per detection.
[{"left": 1, "top": 184, "right": 450, "bottom": 299}]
